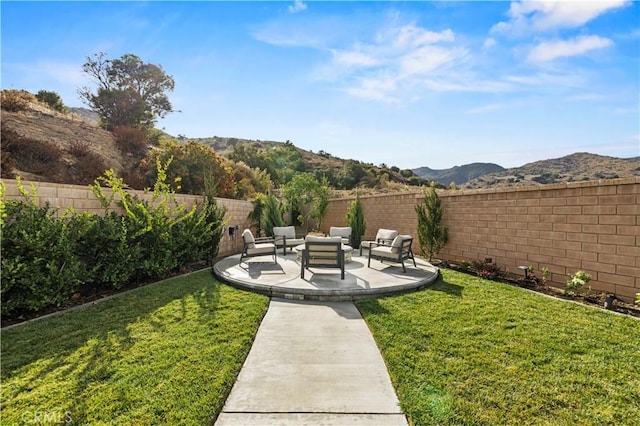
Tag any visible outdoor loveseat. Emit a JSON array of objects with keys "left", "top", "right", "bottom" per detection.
[{"left": 367, "top": 235, "right": 416, "bottom": 272}]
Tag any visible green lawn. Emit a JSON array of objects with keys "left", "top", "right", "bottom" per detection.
[
  {"left": 1, "top": 270, "right": 269, "bottom": 425},
  {"left": 358, "top": 269, "right": 640, "bottom": 426}
]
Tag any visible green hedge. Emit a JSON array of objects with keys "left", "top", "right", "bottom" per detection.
[{"left": 1, "top": 167, "right": 226, "bottom": 319}]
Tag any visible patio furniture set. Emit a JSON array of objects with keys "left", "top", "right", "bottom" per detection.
[{"left": 239, "top": 226, "right": 417, "bottom": 280}]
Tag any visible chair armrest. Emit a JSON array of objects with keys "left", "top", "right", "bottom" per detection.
[
  {"left": 254, "top": 236, "right": 276, "bottom": 244},
  {"left": 370, "top": 241, "right": 393, "bottom": 248}
]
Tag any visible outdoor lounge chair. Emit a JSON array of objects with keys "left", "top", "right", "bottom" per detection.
[
  {"left": 359, "top": 228, "right": 399, "bottom": 255},
  {"left": 300, "top": 236, "right": 345, "bottom": 280},
  {"left": 272, "top": 226, "right": 305, "bottom": 255},
  {"left": 240, "top": 229, "right": 277, "bottom": 264},
  {"left": 328, "top": 226, "right": 352, "bottom": 245},
  {"left": 367, "top": 235, "right": 416, "bottom": 272}
]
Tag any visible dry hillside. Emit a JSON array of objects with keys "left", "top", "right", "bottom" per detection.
[{"left": 1, "top": 90, "right": 126, "bottom": 184}]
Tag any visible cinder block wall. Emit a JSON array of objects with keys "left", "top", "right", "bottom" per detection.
[
  {"left": 4, "top": 178, "right": 638, "bottom": 301},
  {"left": 324, "top": 178, "right": 639, "bottom": 302},
  {"left": 1, "top": 179, "right": 254, "bottom": 257}
]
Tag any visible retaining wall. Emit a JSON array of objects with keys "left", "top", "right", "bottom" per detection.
[{"left": 323, "top": 178, "right": 640, "bottom": 302}]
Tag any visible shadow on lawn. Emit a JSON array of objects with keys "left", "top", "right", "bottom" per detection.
[
  {"left": 0, "top": 272, "right": 221, "bottom": 385},
  {"left": 427, "top": 275, "right": 463, "bottom": 298}
]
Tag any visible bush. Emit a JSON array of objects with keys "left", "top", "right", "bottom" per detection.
[
  {"left": 35, "top": 90, "right": 67, "bottom": 113},
  {"left": 566, "top": 270, "right": 591, "bottom": 295},
  {"left": 67, "top": 212, "right": 139, "bottom": 291},
  {"left": 0, "top": 128, "right": 63, "bottom": 177},
  {"left": 67, "top": 140, "right": 109, "bottom": 185},
  {"left": 112, "top": 125, "right": 149, "bottom": 158},
  {"left": 1, "top": 182, "right": 82, "bottom": 317},
  {"left": 1, "top": 166, "right": 227, "bottom": 320},
  {"left": 471, "top": 260, "right": 503, "bottom": 280},
  {"left": 1, "top": 89, "right": 34, "bottom": 112}
]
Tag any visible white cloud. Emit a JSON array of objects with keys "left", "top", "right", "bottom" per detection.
[
  {"left": 288, "top": 0, "right": 307, "bottom": 14},
  {"left": 466, "top": 103, "right": 510, "bottom": 114},
  {"left": 331, "top": 49, "right": 379, "bottom": 68},
  {"left": 492, "top": 0, "right": 631, "bottom": 35},
  {"left": 527, "top": 35, "right": 613, "bottom": 62},
  {"left": 323, "top": 24, "right": 469, "bottom": 101},
  {"left": 483, "top": 38, "right": 497, "bottom": 49}
]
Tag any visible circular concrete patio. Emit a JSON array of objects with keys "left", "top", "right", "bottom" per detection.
[{"left": 213, "top": 251, "right": 440, "bottom": 301}]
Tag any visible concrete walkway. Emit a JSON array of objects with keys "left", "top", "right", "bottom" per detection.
[{"left": 215, "top": 299, "right": 408, "bottom": 426}]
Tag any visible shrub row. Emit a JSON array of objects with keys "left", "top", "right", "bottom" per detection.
[{"left": 1, "top": 168, "right": 226, "bottom": 319}]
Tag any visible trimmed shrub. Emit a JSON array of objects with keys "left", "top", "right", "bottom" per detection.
[{"left": 1, "top": 182, "right": 82, "bottom": 317}]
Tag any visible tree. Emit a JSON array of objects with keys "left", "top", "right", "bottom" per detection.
[
  {"left": 415, "top": 182, "right": 448, "bottom": 261},
  {"left": 282, "top": 173, "right": 328, "bottom": 232},
  {"left": 247, "top": 193, "right": 267, "bottom": 236},
  {"left": 79, "top": 53, "right": 175, "bottom": 130},
  {"left": 35, "top": 90, "right": 67, "bottom": 113},
  {"left": 261, "top": 193, "right": 285, "bottom": 237},
  {"left": 346, "top": 192, "right": 366, "bottom": 249},
  {"left": 146, "top": 140, "right": 234, "bottom": 197}
]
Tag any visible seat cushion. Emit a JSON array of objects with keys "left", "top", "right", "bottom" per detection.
[
  {"left": 246, "top": 243, "right": 275, "bottom": 256},
  {"left": 305, "top": 236, "right": 342, "bottom": 243},
  {"left": 280, "top": 238, "right": 304, "bottom": 247},
  {"left": 390, "top": 235, "right": 404, "bottom": 253},
  {"left": 329, "top": 227, "right": 351, "bottom": 238},
  {"left": 376, "top": 229, "right": 398, "bottom": 244},
  {"left": 273, "top": 226, "right": 296, "bottom": 239},
  {"left": 370, "top": 246, "right": 397, "bottom": 260},
  {"left": 242, "top": 229, "right": 256, "bottom": 249}
]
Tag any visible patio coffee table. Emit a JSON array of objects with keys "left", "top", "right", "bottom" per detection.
[{"left": 295, "top": 244, "right": 353, "bottom": 263}]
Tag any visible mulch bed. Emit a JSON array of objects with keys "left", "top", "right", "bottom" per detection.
[{"left": 439, "top": 260, "right": 640, "bottom": 319}]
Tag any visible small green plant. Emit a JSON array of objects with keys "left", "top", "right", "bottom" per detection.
[
  {"left": 541, "top": 267, "right": 550, "bottom": 284},
  {"left": 415, "top": 182, "right": 448, "bottom": 261},
  {"left": 471, "top": 260, "right": 503, "bottom": 280},
  {"left": 635, "top": 293, "right": 640, "bottom": 305},
  {"left": 346, "top": 192, "right": 366, "bottom": 248},
  {"left": 457, "top": 260, "right": 470, "bottom": 271},
  {"left": 566, "top": 270, "right": 591, "bottom": 295}
]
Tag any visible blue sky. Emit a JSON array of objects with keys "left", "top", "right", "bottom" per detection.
[{"left": 2, "top": 1, "right": 639, "bottom": 169}]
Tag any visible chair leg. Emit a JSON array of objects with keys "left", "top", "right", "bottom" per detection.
[{"left": 401, "top": 259, "right": 406, "bottom": 272}]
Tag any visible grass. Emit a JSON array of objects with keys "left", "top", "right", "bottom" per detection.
[
  {"left": 357, "top": 269, "right": 640, "bottom": 426},
  {"left": 1, "top": 269, "right": 269, "bottom": 425}
]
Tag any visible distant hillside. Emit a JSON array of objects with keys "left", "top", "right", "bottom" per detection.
[
  {"left": 413, "top": 163, "right": 505, "bottom": 186},
  {"left": 462, "top": 153, "right": 640, "bottom": 189},
  {"left": 4, "top": 90, "right": 636, "bottom": 193}
]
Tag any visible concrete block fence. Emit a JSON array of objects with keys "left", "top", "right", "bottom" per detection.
[
  {"left": 1, "top": 179, "right": 255, "bottom": 258},
  {"left": 3, "top": 177, "right": 639, "bottom": 302},
  {"left": 323, "top": 178, "right": 640, "bottom": 303}
]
